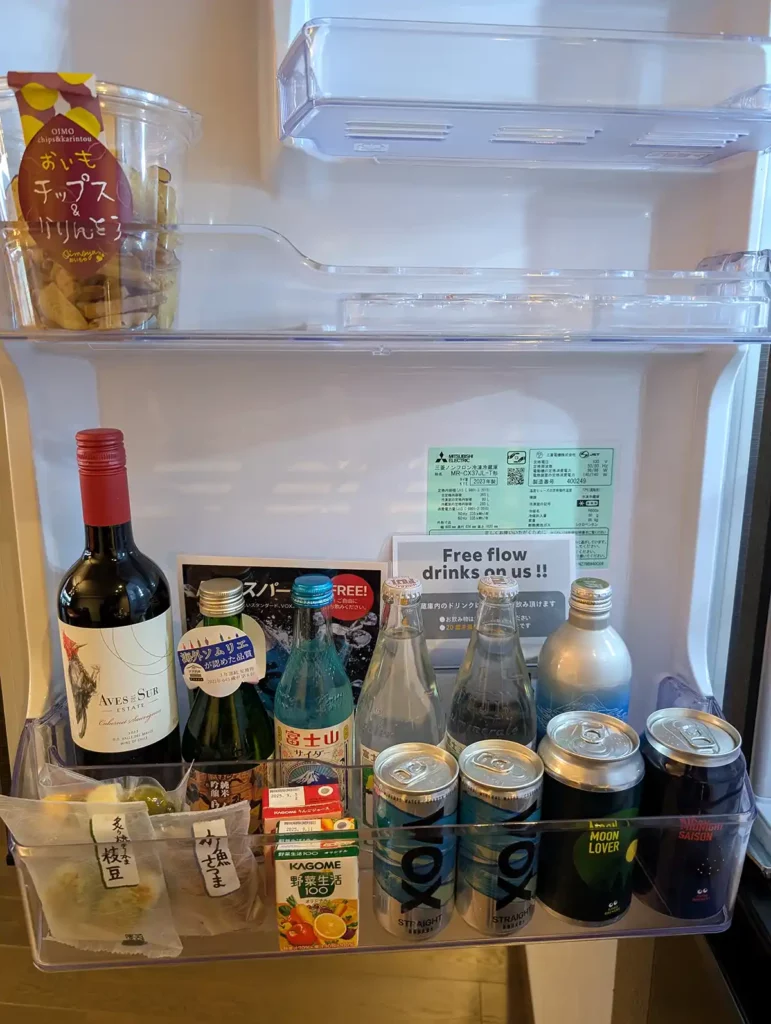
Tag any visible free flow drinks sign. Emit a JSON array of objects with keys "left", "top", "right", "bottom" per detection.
[{"left": 393, "top": 533, "right": 575, "bottom": 667}]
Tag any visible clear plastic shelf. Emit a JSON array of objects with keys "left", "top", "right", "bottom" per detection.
[
  {"left": 279, "top": 19, "right": 771, "bottom": 167},
  {"left": 3, "top": 701, "right": 757, "bottom": 970},
  {"left": 1, "top": 224, "right": 771, "bottom": 350}
]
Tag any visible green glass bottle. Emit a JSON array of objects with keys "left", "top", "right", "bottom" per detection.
[{"left": 182, "top": 578, "right": 274, "bottom": 831}]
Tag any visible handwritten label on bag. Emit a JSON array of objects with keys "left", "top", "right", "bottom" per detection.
[
  {"left": 90, "top": 812, "right": 140, "bottom": 889},
  {"left": 193, "top": 818, "right": 241, "bottom": 897}
]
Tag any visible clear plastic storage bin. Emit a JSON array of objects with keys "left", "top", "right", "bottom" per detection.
[
  {"left": 0, "top": 79, "right": 201, "bottom": 332},
  {"left": 3, "top": 701, "right": 756, "bottom": 970},
  {"left": 279, "top": 19, "right": 771, "bottom": 166},
  {"left": 1, "top": 226, "right": 771, "bottom": 346}
]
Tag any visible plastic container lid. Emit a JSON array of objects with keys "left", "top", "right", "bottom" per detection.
[{"left": 0, "top": 77, "right": 202, "bottom": 143}]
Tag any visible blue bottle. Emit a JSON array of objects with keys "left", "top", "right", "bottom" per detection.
[{"left": 273, "top": 575, "right": 355, "bottom": 790}]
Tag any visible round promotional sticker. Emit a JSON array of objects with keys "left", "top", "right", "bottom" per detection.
[
  {"left": 331, "top": 573, "right": 375, "bottom": 622},
  {"left": 177, "top": 625, "right": 259, "bottom": 698}
]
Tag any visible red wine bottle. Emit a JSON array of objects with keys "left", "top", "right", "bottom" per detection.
[{"left": 57, "top": 428, "right": 180, "bottom": 767}]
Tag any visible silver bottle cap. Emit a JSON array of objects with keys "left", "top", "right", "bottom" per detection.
[
  {"left": 382, "top": 576, "right": 422, "bottom": 604},
  {"left": 459, "top": 740, "right": 543, "bottom": 793},
  {"left": 645, "top": 708, "right": 742, "bottom": 768},
  {"left": 569, "top": 577, "right": 612, "bottom": 614},
  {"left": 198, "top": 577, "right": 245, "bottom": 618},
  {"left": 478, "top": 575, "right": 519, "bottom": 601},
  {"left": 374, "top": 742, "right": 458, "bottom": 797}
]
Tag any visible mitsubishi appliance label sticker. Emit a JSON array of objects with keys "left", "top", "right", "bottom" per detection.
[{"left": 427, "top": 446, "right": 614, "bottom": 569}]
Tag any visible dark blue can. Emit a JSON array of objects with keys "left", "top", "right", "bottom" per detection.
[{"left": 634, "top": 708, "right": 748, "bottom": 920}]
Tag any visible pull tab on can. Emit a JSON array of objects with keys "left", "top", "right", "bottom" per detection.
[
  {"left": 579, "top": 722, "right": 607, "bottom": 748},
  {"left": 472, "top": 749, "right": 528, "bottom": 781},
  {"left": 393, "top": 758, "right": 430, "bottom": 786},
  {"left": 674, "top": 720, "right": 720, "bottom": 754}
]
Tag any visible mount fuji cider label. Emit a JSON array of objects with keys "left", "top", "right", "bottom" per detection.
[{"left": 275, "top": 717, "right": 354, "bottom": 790}]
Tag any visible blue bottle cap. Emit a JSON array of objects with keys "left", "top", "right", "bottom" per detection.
[{"left": 291, "top": 574, "right": 334, "bottom": 609}]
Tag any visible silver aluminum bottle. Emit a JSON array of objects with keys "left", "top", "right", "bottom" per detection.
[{"left": 536, "top": 578, "right": 631, "bottom": 741}]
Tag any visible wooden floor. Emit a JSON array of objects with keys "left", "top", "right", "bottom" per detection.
[{"left": 0, "top": 857, "right": 513, "bottom": 1024}]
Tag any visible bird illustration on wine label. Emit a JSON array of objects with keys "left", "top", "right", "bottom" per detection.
[{"left": 62, "top": 633, "right": 100, "bottom": 738}]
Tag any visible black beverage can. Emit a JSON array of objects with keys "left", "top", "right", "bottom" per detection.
[
  {"left": 634, "top": 708, "right": 747, "bottom": 920},
  {"left": 536, "top": 711, "right": 644, "bottom": 925}
]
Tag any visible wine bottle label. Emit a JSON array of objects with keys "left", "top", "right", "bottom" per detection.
[
  {"left": 177, "top": 624, "right": 262, "bottom": 698},
  {"left": 59, "top": 612, "right": 177, "bottom": 755},
  {"left": 187, "top": 763, "right": 271, "bottom": 834},
  {"left": 274, "top": 715, "right": 354, "bottom": 789},
  {"left": 359, "top": 743, "right": 379, "bottom": 827}
]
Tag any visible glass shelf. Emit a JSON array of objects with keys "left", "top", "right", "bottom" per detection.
[
  {"left": 3, "top": 700, "right": 757, "bottom": 970},
  {"left": 1, "top": 224, "right": 770, "bottom": 350},
  {"left": 279, "top": 19, "right": 771, "bottom": 168}
]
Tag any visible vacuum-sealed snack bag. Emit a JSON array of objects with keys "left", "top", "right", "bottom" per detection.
[
  {"left": 37, "top": 762, "right": 190, "bottom": 814},
  {"left": 151, "top": 800, "right": 263, "bottom": 936},
  {"left": 0, "top": 795, "right": 181, "bottom": 958}
]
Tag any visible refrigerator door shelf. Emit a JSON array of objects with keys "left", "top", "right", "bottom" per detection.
[
  {"left": 4, "top": 699, "right": 758, "bottom": 971},
  {"left": 1, "top": 225, "right": 770, "bottom": 345},
  {"left": 279, "top": 19, "right": 771, "bottom": 168}
]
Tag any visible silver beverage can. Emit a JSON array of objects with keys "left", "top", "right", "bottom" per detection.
[
  {"left": 373, "top": 742, "right": 459, "bottom": 941},
  {"left": 457, "top": 740, "right": 543, "bottom": 936}
]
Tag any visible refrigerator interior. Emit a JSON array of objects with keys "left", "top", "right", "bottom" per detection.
[
  {"left": 1, "top": 0, "right": 769, "bottom": 732},
  {"left": 0, "top": 0, "right": 769, "bottom": 985}
]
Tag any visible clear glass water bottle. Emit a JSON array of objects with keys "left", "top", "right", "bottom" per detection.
[
  {"left": 446, "top": 576, "right": 535, "bottom": 756},
  {"left": 536, "top": 577, "right": 631, "bottom": 741},
  {"left": 273, "top": 575, "right": 354, "bottom": 791},
  {"left": 355, "top": 577, "right": 445, "bottom": 825}
]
